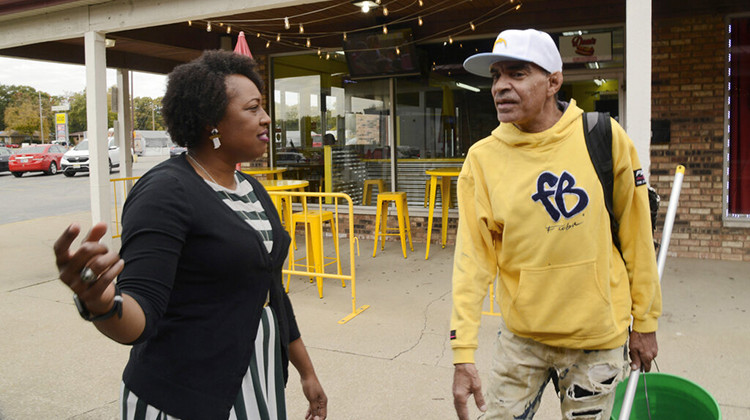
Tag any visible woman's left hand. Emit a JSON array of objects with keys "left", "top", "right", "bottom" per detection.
[{"left": 301, "top": 374, "right": 327, "bottom": 420}]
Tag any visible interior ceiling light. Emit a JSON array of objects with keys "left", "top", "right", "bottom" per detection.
[{"left": 352, "top": 0, "right": 379, "bottom": 13}]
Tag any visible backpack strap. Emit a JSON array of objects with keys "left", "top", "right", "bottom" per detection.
[{"left": 582, "top": 112, "right": 623, "bottom": 259}]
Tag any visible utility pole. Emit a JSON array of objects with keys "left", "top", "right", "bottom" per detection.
[{"left": 38, "top": 92, "right": 44, "bottom": 143}]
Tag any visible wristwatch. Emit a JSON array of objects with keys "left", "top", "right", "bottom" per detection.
[{"left": 73, "top": 284, "right": 123, "bottom": 322}]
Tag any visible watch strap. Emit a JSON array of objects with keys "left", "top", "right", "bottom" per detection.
[{"left": 73, "top": 284, "right": 123, "bottom": 322}]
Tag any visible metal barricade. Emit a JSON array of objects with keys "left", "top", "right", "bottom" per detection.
[
  {"left": 109, "top": 176, "right": 139, "bottom": 238},
  {"left": 270, "top": 191, "right": 369, "bottom": 324}
]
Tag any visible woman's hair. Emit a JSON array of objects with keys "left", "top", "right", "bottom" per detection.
[{"left": 162, "top": 50, "right": 264, "bottom": 148}]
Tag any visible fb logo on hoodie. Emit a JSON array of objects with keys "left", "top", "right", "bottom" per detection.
[{"left": 531, "top": 171, "right": 589, "bottom": 222}]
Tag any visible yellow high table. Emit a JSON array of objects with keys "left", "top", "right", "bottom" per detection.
[
  {"left": 424, "top": 167, "right": 462, "bottom": 259},
  {"left": 243, "top": 167, "right": 288, "bottom": 180}
]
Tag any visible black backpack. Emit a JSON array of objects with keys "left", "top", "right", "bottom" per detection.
[{"left": 582, "top": 112, "right": 660, "bottom": 257}]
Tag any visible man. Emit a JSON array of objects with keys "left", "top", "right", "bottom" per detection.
[{"left": 450, "top": 29, "right": 661, "bottom": 419}]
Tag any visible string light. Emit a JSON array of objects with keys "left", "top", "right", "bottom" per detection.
[
  {"left": 383, "top": 6, "right": 389, "bottom": 16},
  {"left": 418, "top": 0, "right": 423, "bottom": 6},
  {"left": 449, "top": 36, "right": 454, "bottom": 44},
  {"left": 470, "top": 22, "right": 475, "bottom": 31},
  {"left": 219, "top": 23, "right": 224, "bottom": 27},
  {"left": 418, "top": 16, "right": 423, "bottom": 26},
  {"left": 317, "top": 48, "right": 322, "bottom": 55},
  {"left": 306, "top": 38, "right": 311, "bottom": 47},
  {"left": 376, "top": 0, "right": 381, "bottom": 4},
  {"left": 395, "top": 46, "right": 401, "bottom": 55},
  {"left": 226, "top": 26, "right": 232, "bottom": 34},
  {"left": 362, "top": 3, "right": 371, "bottom": 13},
  {"left": 299, "top": 23, "right": 304, "bottom": 33},
  {"left": 206, "top": 22, "right": 212, "bottom": 32},
  {"left": 515, "top": 4, "right": 521, "bottom": 9},
  {"left": 326, "top": 52, "right": 331, "bottom": 60},
  {"left": 276, "top": 33, "right": 281, "bottom": 41},
  {"left": 257, "top": 33, "right": 261, "bottom": 37},
  {"left": 383, "top": 25, "right": 388, "bottom": 34},
  {"left": 266, "top": 40, "right": 271, "bottom": 48},
  {"left": 343, "top": 32, "right": 347, "bottom": 41},
  {"left": 284, "top": 17, "right": 290, "bottom": 29},
  {"left": 188, "top": 20, "right": 192, "bottom": 26}
]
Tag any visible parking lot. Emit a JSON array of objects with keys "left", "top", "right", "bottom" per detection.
[{"left": 0, "top": 155, "right": 167, "bottom": 225}]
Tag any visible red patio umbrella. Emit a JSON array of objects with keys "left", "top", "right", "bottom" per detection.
[{"left": 234, "top": 31, "right": 253, "bottom": 58}]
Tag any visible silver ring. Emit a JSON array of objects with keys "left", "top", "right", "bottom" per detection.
[{"left": 80, "top": 267, "right": 97, "bottom": 284}]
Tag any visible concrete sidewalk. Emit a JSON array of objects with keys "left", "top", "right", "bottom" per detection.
[{"left": 1, "top": 213, "right": 748, "bottom": 419}]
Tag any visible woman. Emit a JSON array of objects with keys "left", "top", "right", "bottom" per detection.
[{"left": 53, "top": 50, "right": 327, "bottom": 420}]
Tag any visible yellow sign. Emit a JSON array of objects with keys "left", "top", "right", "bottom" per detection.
[{"left": 55, "top": 113, "right": 67, "bottom": 124}]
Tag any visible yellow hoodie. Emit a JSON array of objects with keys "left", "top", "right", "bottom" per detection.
[{"left": 450, "top": 100, "right": 661, "bottom": 364}]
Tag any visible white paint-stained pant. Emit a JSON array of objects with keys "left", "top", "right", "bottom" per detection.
[{"left": 486, "top": 321, "right": 629, "bottom": 420}]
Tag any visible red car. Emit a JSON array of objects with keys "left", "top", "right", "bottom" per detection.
[{"left": 8, "top": 144, "right": 67, "bottom": 177}]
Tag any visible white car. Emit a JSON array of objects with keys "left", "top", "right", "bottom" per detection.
[{"left": 61, "top": 138, "right": 120, "bottom": 177}]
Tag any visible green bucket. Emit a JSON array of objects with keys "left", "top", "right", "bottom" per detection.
[{"left": 610, "top": 373, "right": 721, "bottom": 420}]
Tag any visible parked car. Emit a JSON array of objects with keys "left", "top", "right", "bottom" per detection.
[
  {"left": 0, "top": 147, "right": 12, "bottom": 172},
  {"left": 169, "top": 145, "right": 187, "bottom": 158},
  {"left": 61, "top": 138, "right": 120, "bottom": 177},
  {"left": 8, "top": 144, "right": 66, "bottom": 177}
]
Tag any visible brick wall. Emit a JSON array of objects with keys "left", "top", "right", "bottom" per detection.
[{"left": 651, "top": 13, "right": 750, "bottom": 261}]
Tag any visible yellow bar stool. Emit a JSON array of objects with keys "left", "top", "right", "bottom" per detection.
[
  {"left": 287, "top": 210, "right": 343, "bottom": 298},
  {"left": 362, "top": 179, "right": 385, "bottom": 205},
  {"left": 372, "top": 192, "right": 413, "bottom": 258}
]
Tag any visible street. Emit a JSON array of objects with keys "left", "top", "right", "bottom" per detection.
[{"left": 0, "top": 155, "right": 168, "bottom": 225}]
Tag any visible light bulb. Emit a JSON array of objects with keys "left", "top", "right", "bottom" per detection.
[
  {"left": 396, "top": 47, "right": 401, "bottom": 55},
  {"left": 383, "top": 25, "right": 388, "bottom": 34},
  {"left": 343, "top": 32, "right": 347, "bottom": 41},
  {"left": 418, "top": 16, "right": 423, "bottom": 26},
  {"left": 383, "top": 6, "right": 389, "bottom": 16},
  {"left": 284, "top": 17, "right": 290, "bottom": 29},
  {"left": 188, "top": 20, "right": 192, "bottom": 26},
  {"left": 449, "top": 36, "right": 453, "bottom": 44},
  {"left": 277, "top": 33, "right": 281, "bottom": 41},
  {"left": 362, "top": 3, "right": 370, "bottom": 13},
  {"left": 226, "top": 26, "right": 231, "bottom": 34},
  {"left": 470, "top": 22, "right": 475, "bottom": 31},
  {"left": 266, "top": 40, "right": 271, "bottom": 48},
  {"left": 306, "top": 38, "right": 311, "bottom": 47},
  {"left": 299, "top": 24, "right": 304, "bottom": 33},
  {"left": 206, "top": 22, "right": 212, "bottom": 32},
  {"left": 419, "top": 0, "right": 423, "bottom": 6}
]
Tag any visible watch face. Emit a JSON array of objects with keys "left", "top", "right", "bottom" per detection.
[{"left": 73, "top": 294, "right": 90, "bottom": 319}]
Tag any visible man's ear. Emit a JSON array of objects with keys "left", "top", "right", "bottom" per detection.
[{"left": 547, "top": 71, "right": 563, "bottom": 97}]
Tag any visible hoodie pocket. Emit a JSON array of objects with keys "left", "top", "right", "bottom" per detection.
[{"left": 507, "top": 259, "right": 614, "bottom": 339}]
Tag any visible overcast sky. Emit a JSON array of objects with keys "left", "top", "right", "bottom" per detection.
[{"left": 0, "top": 56, "right": 167, "bottom": 98}]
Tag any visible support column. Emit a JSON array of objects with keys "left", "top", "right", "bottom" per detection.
[
  {"left": 625, "top": 0, "right": 652, "bottom": 180},
  {"left": 116, "top": 68, "right": 134, "bottom": 180},
  {"left": 84, "top": 30, "right": 112, "bottom": 246}
]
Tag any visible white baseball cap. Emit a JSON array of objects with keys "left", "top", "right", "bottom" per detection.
[{"left": 463, "top": 29, "right": 562, "bottom": 77}]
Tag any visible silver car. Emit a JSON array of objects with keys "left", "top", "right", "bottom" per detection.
[{"left": 61, "top": 138, "right": 121, "bottom": 177}]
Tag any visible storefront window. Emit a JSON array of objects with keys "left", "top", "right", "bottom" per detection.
[{"left": 269, "top": 27, "right": 625, "bottom": 208}]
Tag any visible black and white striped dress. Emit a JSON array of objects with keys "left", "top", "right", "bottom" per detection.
[{"left": 121, "top": 173, "right": 286, "bottom": 420}]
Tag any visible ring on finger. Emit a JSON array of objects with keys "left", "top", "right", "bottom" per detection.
[{"left": 80, "top": 267, "right": 97, "bottom": 284}]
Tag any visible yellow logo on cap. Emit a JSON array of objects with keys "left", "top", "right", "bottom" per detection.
[{"left": 494, "top": 38, "right": 507, "bottom": 49}]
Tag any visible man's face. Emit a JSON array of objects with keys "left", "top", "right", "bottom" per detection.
[{"left": 489, "top": 60, "right": 557, "bottom": 132}]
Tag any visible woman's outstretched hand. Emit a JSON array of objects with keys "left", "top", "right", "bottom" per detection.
[{"left": 54, "top": 222, "right": 124, "bottom": 314}]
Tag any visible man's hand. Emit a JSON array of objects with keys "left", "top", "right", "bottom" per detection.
[
  {"left": 629, "top": 331, "right": 658, "bottom": 372},
  {"left": 453, "top": 363, "right": 486, "bottom": 420}
]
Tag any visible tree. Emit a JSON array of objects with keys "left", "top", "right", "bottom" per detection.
[
  {"left": 133, "top": 97, "right": 164, "bottom": 130},
  {"left": 2, "top": 86, "right": 55, "bottom": 141},
  {"left": 66, "top": 91, "right": 87, "bottom": 134}
]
